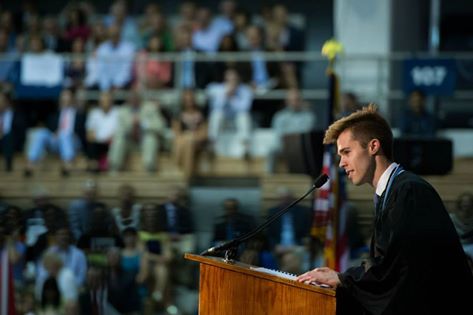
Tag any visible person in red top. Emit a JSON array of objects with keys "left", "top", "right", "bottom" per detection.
[{"left": 134, "top": 34, "right": 172, "bottom": 90}]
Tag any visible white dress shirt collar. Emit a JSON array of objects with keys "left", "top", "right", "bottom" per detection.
[{"left": 376, "top": 162, "right": 399, "bottom": 197}]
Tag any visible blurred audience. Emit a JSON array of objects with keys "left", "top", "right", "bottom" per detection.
[
  {"left": 111, "top": 184, "right": 142, "bottom": 233},
  {"left": 68, "top": 179, "right": 106, "bottom": 241},
  {"left": 400, "top": 90, "right": 437, "bottom": 137},
  {"left": 138, "top": 203, "right": 173, "bottom": 312},
  {"left": 85, "top": 90, "right": 119, "bottom": 172},
  {"left": 108, "top": 91, "right": 167, "bottom": 173},
  {"left": 24, "top": 88, "right": 86, "bottom": 177},
  {"left": 337, "top": 91, "right": 361, "bottom": 119},
  {"left": 172, "top": 89, "right": 208, "bottom": 178},
  {"left": 36, "top": 226, "right": 87, "bottom": 289},
  {"left": 36, "top": 251, "right": 79, "bottom": 313},
  {"left": 207, "top": 68, "right": 253, "bottom": 158},
  {"left": 266, "top": 88, "right": 316, "bottom": 173},
  {"left": 213, "top": 198, "right": 255, "bottom": 244},
  {"left": 92, "top": 23, "right": 135, "bottom": 91},
  {"left": 0, "top": 91, "right": 26, "bottom": 172},
  {"left": 106, "top": 247, "right": 141, "bottom": 314},
  {"left": 135, "top": 33, "right": 172, "bottom": 90},
  {"left": 266, "top": 187, "right": 311, "bottom": 274}
]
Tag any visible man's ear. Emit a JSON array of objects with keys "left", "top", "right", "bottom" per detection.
[{"left": 368, "top": 139, "right": 381, "bottom": 156}]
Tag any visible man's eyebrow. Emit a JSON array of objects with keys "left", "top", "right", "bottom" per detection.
[{"left": 338, "top": 147, "right": 350, "bottom": 155}]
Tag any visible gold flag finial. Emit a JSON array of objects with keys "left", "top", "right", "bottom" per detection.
[{"left": 322, "top": 39, "right": 343, "bottom": 71}]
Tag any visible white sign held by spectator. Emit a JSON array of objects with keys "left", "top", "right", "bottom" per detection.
[{"left": 21, "top": 53, "right": 64, "bottom": 87}]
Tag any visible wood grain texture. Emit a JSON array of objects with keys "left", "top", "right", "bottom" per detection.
[{"left": 185, "top": 254, "right": 336, "bottom": 315}]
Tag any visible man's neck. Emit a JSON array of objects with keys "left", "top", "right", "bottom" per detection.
[{"left": 371, "top": 157, "right": 393, "bottom": 188}]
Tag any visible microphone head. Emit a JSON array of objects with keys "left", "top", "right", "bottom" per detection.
[{"left": 313, "top": 173, "right": 329, "bottom": 188}]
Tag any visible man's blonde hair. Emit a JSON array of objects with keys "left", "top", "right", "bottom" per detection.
[{"left": 324, "top": 104, "right": 393, "bottom": 160}]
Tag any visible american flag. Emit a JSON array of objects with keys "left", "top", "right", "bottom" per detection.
[{"left": 310, "top": 70, "right": 349, "bottom": 272}]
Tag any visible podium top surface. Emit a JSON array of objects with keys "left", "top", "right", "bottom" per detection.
[{"left": 185, "top": 253, "right": 336, "bottom": 297}]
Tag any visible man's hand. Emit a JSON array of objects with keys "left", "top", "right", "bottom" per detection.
[{"left": 296, "top": 267, "right": 341, "bottom": 288}]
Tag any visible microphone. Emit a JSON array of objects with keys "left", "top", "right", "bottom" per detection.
[{"left": 200, "top": 173, "right": 329, "bottom": 257}]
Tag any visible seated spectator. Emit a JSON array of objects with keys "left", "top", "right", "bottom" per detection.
[
  {"left": 266, "top": 187, "right": 311, "bottom": 274},
  {"left": 68, "top": 179, "right": 107, "bottom": 241},
  {"left": 206, "top": 68, "right": 253, "bottom": 158},
  {"left": 233, "top": 8, "right": 251, "bottom": 50},
  {"left": 170, "top": 1, "right": 197, "bottom": 31},
  {"left": 239, "top": 232, "right": 278, "bottom": 270},
  {"left": 138, "top": 203, "right": 172, "bottom": 309},
  {"left": 106, "top": 247, "right": 142, "bottom": 314},
  {"left": 85, "top": 90, "right": 119, "bottom": 172},
  {"left": 212, "top": 198, "right": 255, "bottom": 245},
  {"left": 245, "top": 24, "right": 280, "bottom": 126},
  {"left": 2, "top": 205, "right": 27, "bottom": 287},
  {"left": 269, "top": 4, "right": 305, "bottom": 80},
  {"left": 213, "top": 0, "right": 237, "bottom": 38},
  {"left": 37, "top": 227, "right": 88, "bottom": 289},
  {"left": 24, "top": 189, "right": 63, "bottom": 251},
  {"left": 24, "top": 88, "right": 86, "bottom": 177},
  {"left": 174, "top": 25, "right": 213, "bottom": 89},
  {"left": 0, "top": 28, "right": 17, "bottom": 91},
  {"left": 92, "top": 23, "right": 135, "bottom": 91},
  {"left": 121, "top": 227, "right": 144, "bottom": 278},
  {"left": 36, "top": 252, "right": 79, "bottom": 313},
  {"left": 212, "top": 33, "right": 251, "bottom": 83},
  {"left": 270, "top": 4, "right": 305, "bottom": 52},
  {"left": 337, "top": 91, "right": 362, "bottom": 119},
  {"left": 25, "top": 204, "right": 67, "bottom": 266},
  {"left": 140, "top": 10, "right": 174, "bottom": 52},
  {"left": 192, "top": 7, "right": 223, "bottom": 53},
  {"left": 42, "top": 16, "right": 69, "bottom": 52},
  {"left": 111, "top": 184, "right": 142, "bottom": 233},
  {"left": 108, "top": 91, "right": 166, "bottom": 173},
  {"left": 120, "top": 227, "right": 149, "bottom": 309},
  {"left": 266, "top": 89, "right": 316, "bottom": 173},
  {"left": 65, "top": 37, "right": 87, "bottom": 90},
  {"left": 78, "top": 266, "right": 108, "bottom": 315},
  {"left": 135, "top": 33, "right": 172, "bottom": 90},
  {"left": 77, "top": 203, "right": 122, "bottom": 257},
  {"left": 172, "top": 89, "right": 208, "bottom": 178},
  {"left": 0, "top": 91, "right": 26, "bottom": 172},
  {"left": 400, "top": 90, "right": 437, "bottom": 137},
  {"left": 159, "top": 186, "right": 197, "bottom": 298},
  {"left": 103, "top": 0, "right": 141, "bottom": 48},
  {"left": 63, "top": 5, "right": 91, "bottom": 43},
  {"left": 450, "top": 192, "right": 473, "bottom": 262},
  {"left": 245, "top": 25, "right": 278, "bottom": 91}
]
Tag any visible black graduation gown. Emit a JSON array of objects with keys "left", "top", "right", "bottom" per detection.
[{"left": 337, "top": 171, "right": 473, "bottom": 315}]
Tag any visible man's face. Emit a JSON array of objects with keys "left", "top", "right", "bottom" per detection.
[
  {"left": 337, "top": 129, "right": 375, "bottom": 186},
  {"left": 60, "top": 90, "right": 73, "bottom": 108},
  {"left": 55, "top": 229, "right": 70, "bottom": 248}
]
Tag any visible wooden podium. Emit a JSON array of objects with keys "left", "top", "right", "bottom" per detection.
[{"left": 185, "top": 254, "right": 336, "bottom": 315}]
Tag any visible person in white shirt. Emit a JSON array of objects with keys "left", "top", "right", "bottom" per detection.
[
  {"left": 192, "top": 7, "right": 224, "bottom": 53},
  {"left": 206, "top": 68, "right": 253, "bottom": 157},
  {"left": 35, "top": 251, "right": 79, "bottom": 312},
  {"left": 93, "top": 24, "right": 135, "bottom": 91},
  {"left": 85, "top": 90, "right": 119, "bottom": 172},
  {"left": 266, "top": 89, "right": 316, "bottom": 173}
]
